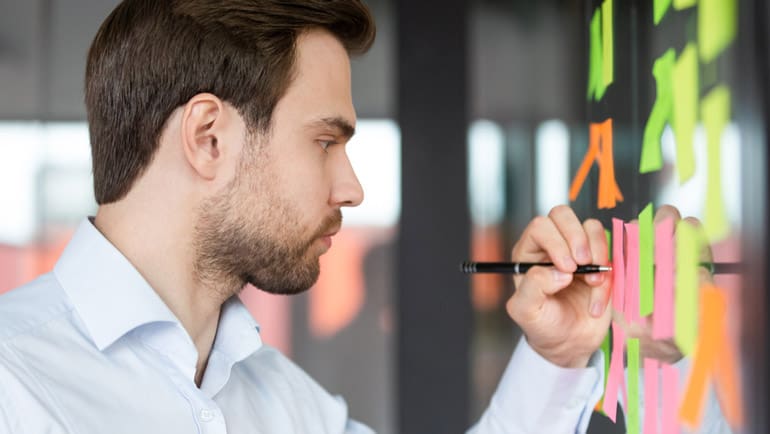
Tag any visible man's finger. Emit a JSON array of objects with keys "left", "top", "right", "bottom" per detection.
[
  {"left": 507, "top": 266, "right": 573, "bottom": 324},
  {"left": 548, "top": 205, "right": 592, "bottom": 265},
  {"left": 582, "top": 218, "right": 611, "bottom": 317},
  {"left": 654, "top": 204, "right": 682, "bottom": 225},
  {"left": 512, "top": 215, "right": 576, "bottom": 271}
]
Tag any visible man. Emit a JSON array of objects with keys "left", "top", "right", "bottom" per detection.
[{"left": 0, "top": 0, "right": 686, "bottom": 433}]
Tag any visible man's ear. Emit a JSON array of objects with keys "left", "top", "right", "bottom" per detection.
[{"left": 181, "top": 93, "right": 229, "bottom": 181}]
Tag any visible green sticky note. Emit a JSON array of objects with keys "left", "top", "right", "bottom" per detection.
[
  {"left": 672, "top": 44, "right": 698, "bottom": 183},
  {"left": 654, "top": 0, "right": 673, "bottom": 25},
  {"left": 639, "top": 203, "right": 654, "bottom": 317},
  {"left": 675, "top": 220, "right": 699, "bottom": 356},
  {"left": 702, "top": 85, "right": 731, "bottom": 242},
  {"left": 598, "top": 330, "right": 611, "bottom": 414},
  {"left": 606, "top": 229, "right": 612, "bottom": 261},
  {"left": 699, "top": 0, "right": 737, "bottom": 63},
  {"left": 601, "top": 0, "right": 614, "bottom": 91},
  {"left": 588, "top": 8, "right": 603, "bottom": 100},
  {"left": 673, "top": 0, "right": 696, "bottom": 10},
  {"left": 627, "top": 338, "right": 640, "bottom": 434},
  {"left": 640, "top": 49, "right": 676, "bottom": 174}
]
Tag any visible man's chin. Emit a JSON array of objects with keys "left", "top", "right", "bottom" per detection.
[{"left": 246, "top": 272, "right": 320, "bottom": 296}]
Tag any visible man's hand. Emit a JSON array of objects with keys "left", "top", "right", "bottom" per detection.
[{"left": 506, "top": 205, "right": 612, "bottom": 368}]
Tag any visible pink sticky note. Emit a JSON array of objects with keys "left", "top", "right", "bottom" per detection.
[
  {"left": 612, "top": 218, "right": 626, "bottom": 313},
  {"left": 661, "top": 363, "right": 679, "bottom": 434},
  {"left": 603, "top": 321, "right": 626, "bottom": 422},
  {"left": 624, "top": 222, "right": 640, "bottom": 324},
  {"left": 644, "top": 358, "right": 660, "bottom": 434},
  {"left": 653, "top": 218, "right": 675, "bottom": 339}
]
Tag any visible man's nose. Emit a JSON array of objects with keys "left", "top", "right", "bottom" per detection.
[{"left": 330, "top": 153, "right": 364, "bottom": 207}]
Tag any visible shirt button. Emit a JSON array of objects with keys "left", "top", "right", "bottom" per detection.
[{"left": 200, "top": 408, "right": 215, "bottom": 422}]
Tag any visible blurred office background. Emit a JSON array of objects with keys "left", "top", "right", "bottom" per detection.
[{"left": 1, "top": 1, "right": 768, "bottom": 433}]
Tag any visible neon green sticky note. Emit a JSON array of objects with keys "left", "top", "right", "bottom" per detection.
[
  {"left": 672, "top": 44, "right": 698, "bottom": 183},
  {"left": 702, "top": 85, "right": 731, "bottom": 242},
  {"left": 699, "top": 0, "right": 737, "bottom": 63},
  {"left": 654, "top": 0, "right": 673, "bottom": 25},
  {"left": 673, "top": 0, "right": 696, "bottom": 10},
  {"left": 627, "top": 338, "right": 640, "bottom": 434},
  {"left": 601, "top": 0, "right": 614, "bottom": 91},
  {"left": 675, "top": 220, "right": 699, "bottom": 356},
  {"left": 606, "top": 229, "right": 612, "bottom": 261},
  {"left": 588, "top": 8, "right": 604, "bottom": 100},
  {"left": 639, "top": 203, "right": 654, "bottom": 317},
  {"left": 640, "top": 49, "right": 676, "bottom": 173},
  {"left": 598, "top": 330, "right": 611, "bottom": 414}
]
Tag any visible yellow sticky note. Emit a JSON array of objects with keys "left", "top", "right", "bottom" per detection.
[
  {"left": 673, "top": 0, "right": 697, "bottom": 10},
  {"left": 701, "top": 85, "right": 730, "bottom": 242},
  {"left": 640, "top": 49, "right": 676, "bottom": 173},
  {"left": 602, "top": 0, "right": 614, "bottom": 91},
  {"left": 675, "top": 220, "right": 699, "bottom": 356},
  {"left": 699, "top": 0, "right": 737, "bottom": 63},
  {"left": 672, "top": 44, "right": 698, "bottom": 183},
  {"left": 639, "top": 203, "right": 654, "bottom": 317},
  {"left": 654, "top": 0, "right": 673, "bottom": 25}
]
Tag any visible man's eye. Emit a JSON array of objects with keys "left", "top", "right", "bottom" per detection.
[{"left": 319, "top": 140, "right": 335, "bottom": 151}]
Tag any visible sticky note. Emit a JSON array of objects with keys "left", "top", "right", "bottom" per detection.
[
  {"left": 624, "top": 222, "right": 640, "bottom": 324},
  {"left": 699, "top": 0, "right": 737, "bottom": 63},
  {"left": 602, "top": 0, "right": 614, "bottom": 91},
  {"left": 680, "top": 285, "right": 725, "bottom": 428},
  {"left": 652, "top": 218, "right": 675, "bottom": 340},
  {"left": 597, "top": 119, "right": 624, "bottom": 208},
  {"left": 612, "top": 218, "right": 626, "bottom": 313},
  {"left": 640, "top": 49, "right": 676, "bottom": 174},
  {"left": 597, "top": 331, "right": 612, "bottom": 412},
  {"left": 588, "top": 8, "right": 605, "bottom": 100},
  {"left": 674, "top": 220, "right": 699, "bottom": 356},
  {"left": 639, "top": 203, "right": 654, "bottom": 317},
  {"left": 627, "top": 338, "right": 641, "bottom": 434},
  {"left": 701, "top": 85, "right": 730, "bottom": 242},
  {"left": 603, "top": 321, "right": 626, "bottom": 422},
  {"left": 672, "top": 44, "right": 698, "bottom": 183},
  {"left": 654, "top": 0, "right": 672, "bottom": 25},
  {"left": 673, "top": 0, "right": 696, "bottom": 9},
  {"left": 661, "top": 363, "right": 679, "bottom": 434},
  {"left": 569, "top": 119, "right": 624, "bottom": 209},
  {"left": 715, "top": 325, "right": 744, "bottom": 428},
  {"left": 643, "top": 358, "right": 660, "bottom": 434}
]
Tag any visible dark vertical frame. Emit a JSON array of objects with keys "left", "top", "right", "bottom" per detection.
[{"left": 395, "top": 0, "right": 471, "bottom": 432}]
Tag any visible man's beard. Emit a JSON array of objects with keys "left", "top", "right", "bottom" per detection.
[{"left": 192, "top": 171, "right": 342, "bottom": 298}]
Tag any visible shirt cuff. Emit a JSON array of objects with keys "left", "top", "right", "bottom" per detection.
[{"left": 486, "top": 337, "right": 604, "bottom": 434}]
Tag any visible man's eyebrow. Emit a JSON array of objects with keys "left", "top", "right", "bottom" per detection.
[{"left": 310, "top": 117, "right": 356, "bottom": 139}]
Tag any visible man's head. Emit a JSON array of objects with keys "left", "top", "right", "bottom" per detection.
[{"left": 86, "top": 0, "right": 375, "bottom": 296}]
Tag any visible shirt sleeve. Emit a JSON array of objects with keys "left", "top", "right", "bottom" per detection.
[{"left": 468, "top": 337, "right": 605, "bottom": 434}]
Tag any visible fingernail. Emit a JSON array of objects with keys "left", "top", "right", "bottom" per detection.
[
  {"left": 587, "top": 273, "right": 603, "bottom": 284},
  {"left": 553, "top": 270, "right": 572, "bottom": 282},
  {"left": 562, "top": 255, "right": 576, "bottom": 269},
  {"left": 591, "top": 301, "right": 604, "bottom": 317},
  {"left": 577, "top": 246, "right": 591, "bottom": 263}
]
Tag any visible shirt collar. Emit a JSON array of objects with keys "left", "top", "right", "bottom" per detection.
[{"left": 54, "top": 218, "right": 179, "bottom": 351}]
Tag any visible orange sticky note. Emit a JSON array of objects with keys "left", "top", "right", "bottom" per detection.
[
  {"left": 569, "top": 119, "right": 624, "bottom": 209},
  {"left": 680, "top": 285, "right": 725, "bottom": 428}
]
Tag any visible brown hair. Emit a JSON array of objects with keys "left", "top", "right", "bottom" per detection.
[{"left": 85, "top": 0, "right": 375, "bottom": 204}]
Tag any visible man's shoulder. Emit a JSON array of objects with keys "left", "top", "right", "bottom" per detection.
[{"left": 0, "top": 273, "right": 74, "bottom": 343}]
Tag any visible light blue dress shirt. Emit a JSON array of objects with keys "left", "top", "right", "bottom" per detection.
[{"left": 0, "top": 219, "right": 605, "bottom": 433}]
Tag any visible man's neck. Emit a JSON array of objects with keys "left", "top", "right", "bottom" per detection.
[{"left": 93, "top": 203, "right": 228, "bottom": 386}]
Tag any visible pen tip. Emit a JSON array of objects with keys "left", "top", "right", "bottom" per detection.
[{"left": 599, "top": 266, "right": 613, "bottom": 272}]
